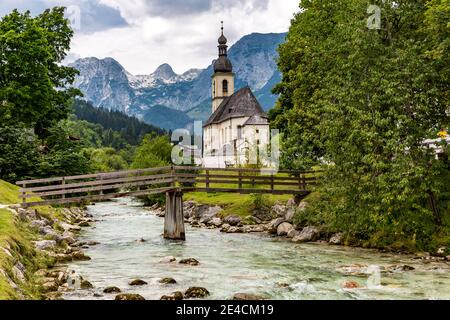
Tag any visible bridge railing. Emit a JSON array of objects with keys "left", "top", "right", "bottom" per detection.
[{"left": 16, "top": 166, "right": 320, "bottom": 207}]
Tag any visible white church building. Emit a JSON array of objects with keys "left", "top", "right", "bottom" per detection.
[{"left": 203, "top": 25, "right": 270, "bottom": 168}]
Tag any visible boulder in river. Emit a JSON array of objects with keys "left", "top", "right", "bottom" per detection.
[
  {"left": 291, "top": 226, "right": 320, "bottom": 243},
  {"left": 103, "top": 286, "right": 121, "bottom": 293},
  {"left": 129, "top": 279, "right": 148, "bottom": 286},
  {"left": 208, "top": 217, "right": 222, "bottom": 227},
  {"left": 342, "top": 281, "right": 361, "bottom": 289},
  {"left": 286, "top": 229, "right": 300, "bottom": 238},
  {"left": 71, "top": 251, "right": 91, "bottom": 261},
  {"left": 277, "top": 222, "right": 293, "bottom": 236},
  {"left": 185, "top": 287, "right": 210, "bottom": 298},
  {"left": 179, "top": 258, "right": 199, "bottom": 266},
  {"left": 267, "top": 218, "right": 285, "bottom": 234},
  {"left": 160, "top": 291, "right": 184, "bottom": 300},
  {"left": 232, "top": 293, "right": 267, "bottom": 300},
  {"left": 80, "top": 280, "right": 94, "bottom": 289},
  {"left": 115, "top": 293, "right": 145, "bottom": 300},
  {"left": 223, "top": 215, "right": 241, "bottom": 226},
  {"left": 329, "top": 233, "right": 343, "bottom": 245},
  {"left": 220, "top": 223, "right": 230, "bottom": 233},
  {"left": 159, "top": 277, "right": 177, "bottom": 284},
  {"left": 159, "top": 256, "right": 176, "bottom": 263}
]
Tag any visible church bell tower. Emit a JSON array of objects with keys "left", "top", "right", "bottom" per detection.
[{"left": 211, "top": 21, "right": 234, "bottom": 113}]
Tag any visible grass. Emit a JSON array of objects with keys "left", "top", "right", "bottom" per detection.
[
  {"left": 184, "top": 191, "right": 292, "bottom": 219},
  {"left": 182, "top": 169, "right": 317, "bottom": 219},
  {"left": 0, "top": 180, "right": 58, "bottom": 300}
]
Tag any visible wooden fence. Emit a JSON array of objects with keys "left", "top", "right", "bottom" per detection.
[{"left": 16, "top": 166, "right": 319, "bottom": 207}]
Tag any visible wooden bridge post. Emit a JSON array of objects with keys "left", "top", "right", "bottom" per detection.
[
  {"left": 21, "top": 183, "right": 26, "bottom": 205},
  {"left": 163, "top": 191, "right": 186, "bottom": 240}
]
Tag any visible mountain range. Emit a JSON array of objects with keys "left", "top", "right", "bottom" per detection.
[{"left": 69, "top": 32, "right": 286, "bottom": 130}]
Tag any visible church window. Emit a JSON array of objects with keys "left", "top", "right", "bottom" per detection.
[
  {"left": 237, "top": 125, "right": 242, "bottom": 139},
  {"left": 222, "top": 79, "right": 228, "bottom": 94}
]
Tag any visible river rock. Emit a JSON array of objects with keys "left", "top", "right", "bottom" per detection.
[
  {"left": 34, "top": 240, "right": 57, "bottom": 251},
  {"left": 184, "top": 287, "right": 210, "bottom": 298},
  {"left": 115, "top": 293, "right": 145, "bottom": 300},
  {"left": 227, "top": 226, "right": 243, "bottom": 233},
  {"left": 386, "top": 264, "right": 415, "bottom": 272},
  {"left": 220, "top": 223, "right": 231, "bottom": 232},
  {"left": 277, "top": 222, "right": 293, "bottom": 236},
  {"left": 437, "top": 247, "right": 447, "bottom": 257},
  {"left": 271, "top": 204, "right": 287, "bottom": 218},
  {"left": 103, "top": 286, "right": 121, "bottom": 293},
  {"left": 159, "top": 256, "right": 176, "bottom": 263},
  {"left": 80, "top": 280, "right": 94, "bottom": 289},
  {"left": 223, "top": 215, "right": 241, "bottom": 226},
  {"left": 233, "top": 293, "right": 267, "bottom": 300},
  {"left": 267, "top": 218, "right": 286, "bottom": 234},
  {"left": 60, "top": 222, "right": 81, "bottom": 232},
  {"left": 87, "top": 241, "right": 100, "bottom": 246},
  {"left": 159, "top": 277, "right": 177, "bottom": 284},
  {"left": 160, "top": 291, "right": 184, "bottom": 300},
  {"left": 30, "top": 219, "right": 47, "bottom": 229},
  {"left": 179, "top": 258, "right": 199, "bottom": 266},
  {"left": 329, "top": 233, "right": 343, "bottom": 245},
  {"left": 42, "top": 281, "right": 58, "bottom": 292},
  {"left": 208, "top": 217, "right": 222, "bottom": 227},
  {"left": 284, "top": 207, "right": 296, "bottom": 222},
  {"left": 71, "top": 251, "right": 91, "bottom": 261},
  {"left": 291, "top": 226, "right": 320, "bottom": 243},
  {"left": 286, "top": 229, "right": 301, "bottom": 238},
  {"left": 336, "top": 264, "right": 368, "bottom": 276},
  {"left": 342, "top": 281, "right": 360, "bottom": 289},
  {"left": 242, "top": 225, "right": 266, "bottom": 233},
  {"left": 12, "top": 263, "right": 26, "bottom": 283},
  {"left": 129, "top": 279, "right": 148, "bottom": 286},
  {"left": 43, "top": 291, "right": 63, "bottom": 300}
]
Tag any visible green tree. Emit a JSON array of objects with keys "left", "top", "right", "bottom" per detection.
[
  {"left": 271, "top": 0, "right": 449, "bottom": 251},
  {"left": 0, "top": 126, "right": 40, "bottom": 181},
  {"left": 132, "top": 134, "right": 172, "bottom": 169},
  {"left": 0, "top": 7, "right": 81, "bottom": 137}
]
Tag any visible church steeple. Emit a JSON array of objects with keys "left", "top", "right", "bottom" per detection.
[
  {"left": 213, "top": 21, "right": 232, "bottom": 73},
  {"left": 211, "top": 22, "right": 235, "bottom": 113}
]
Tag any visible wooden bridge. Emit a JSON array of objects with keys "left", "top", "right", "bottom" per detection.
[{"left": 16, "top": 166, "right": 319, "bottom": 240}]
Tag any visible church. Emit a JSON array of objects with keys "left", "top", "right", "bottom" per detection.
[{"left": 203, "top": 25, "right": 270, "bottom": 168}]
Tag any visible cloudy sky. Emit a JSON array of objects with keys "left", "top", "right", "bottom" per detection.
[{"left": 0, "top": 0, "right": 300, "bottom": 74}]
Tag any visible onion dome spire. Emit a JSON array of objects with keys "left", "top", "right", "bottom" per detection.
[{"left": 214, "top": 21, "right": 232, "bottom": 72}]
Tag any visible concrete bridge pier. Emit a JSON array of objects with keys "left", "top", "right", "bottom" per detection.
[{"left": 164, "top": 191, "right": 186, "bottom": 240}]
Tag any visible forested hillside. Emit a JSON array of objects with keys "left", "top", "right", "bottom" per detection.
[{"left": 73, "top": 100, "right": 165, "bottom": 145}]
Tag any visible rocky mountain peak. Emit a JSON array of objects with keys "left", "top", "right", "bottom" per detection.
[{"left": 152, "top": 63, "right": 176, "bottom": 81}]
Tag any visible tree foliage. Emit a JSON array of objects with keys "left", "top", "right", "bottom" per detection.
[
  {"left": 271, "top": 0, "right": 449, "bottom": 251},
  {"left": 0, "top": 8, "right": 81, "bottom": 137}
]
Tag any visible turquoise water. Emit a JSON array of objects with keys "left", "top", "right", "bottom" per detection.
[{"left": 64, "top": 198, "right": 450, "bottom": 300}]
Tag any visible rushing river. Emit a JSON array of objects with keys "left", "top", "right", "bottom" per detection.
[{"left": 64, "top": 198, "right": 450, "bottom": 300}]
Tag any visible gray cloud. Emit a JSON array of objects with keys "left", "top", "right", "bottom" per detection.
[
  {"left": 138, "top": 0, "right": 269, "bottom": 17},
  {"left": 0, "top": 0, "right": 128, "bottom": 34}
]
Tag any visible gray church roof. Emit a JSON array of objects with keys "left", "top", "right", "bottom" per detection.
[{"left": 204, "top": 87, "right": 268, "bottom": 127}]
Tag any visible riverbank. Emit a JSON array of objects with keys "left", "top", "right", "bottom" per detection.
[{"left": 0, "top": 179, "right": 92, "bottom": 300}]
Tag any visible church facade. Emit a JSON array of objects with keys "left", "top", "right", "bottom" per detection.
[{"left": 203, "top": 25, "right": 270, "bottom": 168}]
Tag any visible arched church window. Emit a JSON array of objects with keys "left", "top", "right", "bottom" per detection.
[{"left": 222, "top": 79, "right": 228, "bottom": 94}]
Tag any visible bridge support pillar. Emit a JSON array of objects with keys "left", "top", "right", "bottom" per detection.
[{"left": 164, "top": 191, "right": 185, "bottom": 240}]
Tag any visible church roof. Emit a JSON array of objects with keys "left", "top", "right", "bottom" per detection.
[
  {"left": 204, "top": 87, "right": 268, "bottom": 127},
  {"left": 243, "top": 114, "right": 269, "bottom": 125}
]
